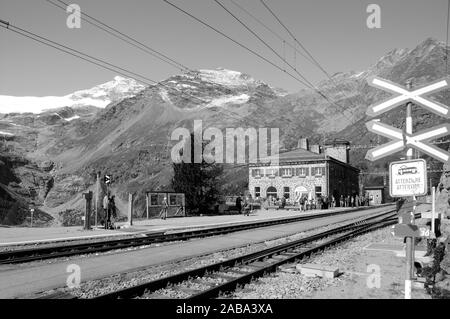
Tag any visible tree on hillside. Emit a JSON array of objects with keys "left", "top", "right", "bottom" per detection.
[{"left": 171, "top": 133, "right": 223, "bottom": 214}]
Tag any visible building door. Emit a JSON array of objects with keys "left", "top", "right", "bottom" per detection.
[
  {"left": 294, "top": 186, "right": 308, "bottom": 202},
  {"left": 266, "top": 186, "right": 277, "bottom": 199}
]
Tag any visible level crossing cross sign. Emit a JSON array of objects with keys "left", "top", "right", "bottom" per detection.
[
  {"left": 365, "top": 77, "right": 450, "bottom": 164},
  {"left": 366, "top": 77, "right": 450, "bottom": 118},
  {"left": 365, "top": 121, "right": 450, "bottom": 163}
]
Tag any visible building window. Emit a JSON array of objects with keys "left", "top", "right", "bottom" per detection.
[
  {"left": 265, "top": 168, "right": 279, "bottom": 178},
  {"left": 280, "top": 168, "right": 292, "bottom": 177},
  {"left": 266, "top": 186, "right": 277, "bottom": 199},
  {"left": 312, "top": 167, "right": 325, "bottom": 176},
  {"left": 283, "top": 187, "right": 290, "bottom": 199},
  {"left": 315, "top": 186, "right": 322, "bottom": 198},
  {"left": 296, "top": 167, "right": 309, "bottom": 177},
  {"left": 255, "top": 187, "right": 261, "bottom": 198},
  {"left": 252, "top": 169, "right": 262, "bottom": 178}
]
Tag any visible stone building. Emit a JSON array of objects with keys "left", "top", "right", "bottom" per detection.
[{"left": 248, "top": 138, "right": 359, "bottom": 202}]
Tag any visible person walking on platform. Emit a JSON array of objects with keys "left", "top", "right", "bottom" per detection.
[
  {"left": 159, "top": 197, "right": 168, "bottom": 220},
  {"left": 103, "top": 193, "right": 110, "bottom": 229},
  {"left": 109, "top": 195, "right": 116, "bottom": 229},
  {"left": 236, "top": 195, "right": 242, "bottom": 214},
  {"left": 339, "top": 195, "right": 344, "bottom": 207},
  {"left": 279, "top": 196, "right": 286, "bottom": 209},
  {"left": 243, "top": 196, "right": 251, "bottom": 216}
]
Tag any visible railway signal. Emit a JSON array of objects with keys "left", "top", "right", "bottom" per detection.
[
  {"left": 389, "top": 159, "right": 427, "bottom": 197},
  {"left": 366, "top": 77, "right": 450, "bottom": 118},
  {"left": 365, "top": 121, "right": 450, "bottom": 163},
  {"left": 104, "top": 175, "right": 112, "bottom": 185},
  {"left": 363, "top": 76, "right": 450, "bottom": 299}
]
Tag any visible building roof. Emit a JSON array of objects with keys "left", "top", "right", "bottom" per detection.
[
  {"left": 252, "top": 147, "right": 359, "bottom": 172},
  {"left": 323, "top": 138, "right": 350, "bottom": 146},
  {"left": 364, "top": 185, "right": 386, "bottom": 190},
  {"left": 277, "top": 148, "right": 326, "bottom": 161},
  {"left": 256, "top": 147, "right": 325, "bottom": 164}
]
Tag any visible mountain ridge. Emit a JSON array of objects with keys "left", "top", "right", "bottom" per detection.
[{"left": 0, "top": 37, "right": 448, "bottom": 225}]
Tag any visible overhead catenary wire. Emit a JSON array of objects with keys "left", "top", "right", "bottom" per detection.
[
  {"left": 446, "top": 0, "right": 450, "bottom": 74},
  {"left": 227, "top": 0, "right": 316, "bottom": 66},
  {"left": 213, "top": 0, "right": 363, "bottom": 134},
  {"left": 161, "top": 0, "right": 312, "bottom": 89},
  {"left": 46, "top": 0, "right": 336, "bottom": 138},
  {"left": 45, "top": 0, "right": 302, "bottom": 130},
  {"left": 46, "top": 0, "right": 191, "bottom": 73},
  {"left": 258, "top": 0, "right": 363, "bottom": 123},
  {"left": 0, "top": 20, "right": 217, "bottom": 106}
]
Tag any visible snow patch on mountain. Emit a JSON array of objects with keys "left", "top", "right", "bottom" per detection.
[
  {"left": 198, "top": 68, "right": 257, "bottom": 87},
  {"left": 65, "top": 115, "right": 80, "bottom": 122},
  {"left": 0, "top": 76, "right": 145, "bottom": 114},
  {"left": 206, "top": 94, "right": 250, "bottom": 107},
  {"left": 351, "top": 71, "right": 365, "bottom": 78},
  {"left": 159, "top": 88, "right": 172, "bottom": 104}
]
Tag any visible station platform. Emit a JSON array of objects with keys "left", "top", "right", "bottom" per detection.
[{"left": 0, "top": 205, "right": 391, "bottom": 248}]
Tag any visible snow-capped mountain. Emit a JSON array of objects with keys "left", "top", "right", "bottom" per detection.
[
  {"left": 155, "top": 67, "right": 286, "bottom": 109},
  {"left": 0, "top": 76, "right": 146, "bottom": 114},
  {"left": 1, "top": 39, "right": 448, "bottom": 225}
]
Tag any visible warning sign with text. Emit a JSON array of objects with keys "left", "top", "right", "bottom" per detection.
[{"left": 389, "top": 159, "right": 427, "bottom": 197}]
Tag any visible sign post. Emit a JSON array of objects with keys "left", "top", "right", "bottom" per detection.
[
  {"left": 365, "top": 76, "right": 450, "bottom": 299},
  {"left": 404, "top": 80, "right": 414, "bottom": 300},
  {"left": 83, "top": 191, "right": 93, "bottom": 230},
  {"left": 30, "top": 208, "right": 34, "bottom": 228},
  {"left": 431, "top": 186, "right": 436, "bottom": 235}
]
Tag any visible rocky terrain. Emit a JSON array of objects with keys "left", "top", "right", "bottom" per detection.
[{"left": 0, "top": 37, "right": 449, "bottom": 226}]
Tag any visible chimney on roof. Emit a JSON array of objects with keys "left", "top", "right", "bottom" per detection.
[
  {"left": 323, "top": 139, "right": 350, "bottom": 163},
  {"left": 297, "top": 138, "right": 309, "bottom": 150},
  {"left": 310, "top": 144, "right": 321, "bottom": 154}
]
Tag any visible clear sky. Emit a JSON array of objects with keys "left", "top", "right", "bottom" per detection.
[{"left": 0, "top": 0, "right": 448, "bottom": 96}]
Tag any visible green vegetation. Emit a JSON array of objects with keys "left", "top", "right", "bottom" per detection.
[
  {"left": 171, "top": 133, "right": 223, "bottom": 215},
  {"left": 0, "top": 198, "right": 27, "bottom": 225}
]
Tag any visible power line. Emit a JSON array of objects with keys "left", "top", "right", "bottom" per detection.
[
  {"left": 44, "top": 1, "right": 279, "bottom": 129},
  {"left": 212, "top": 0, "right": 318, "bottom": 89},
  {"left": 213, "top": 0, "right": 362, "bottom": 133},
  {"left": 47, "top": 0, "right": 331, "bottom": 138},
  {"left": 0, "top": 20, "right": 214, "bottom": 106},
  {"left": 47, "top": 0, "right": 304, "bottom": 131},
  {"left": 259, "top": 0, "right": 361, "bottom": 124},
  {"left": 259, "top": 0, "right": 329, "bottom": 78},
  {"left": 227, "top": 0, "right": 316, "bottom": 66},
  {"left": 446, "top": 0, "right": 450, "bottom": 74},
  {"left": 46, "top": 0, "right": 191, "bottom": 73},
  {"left": 161, "top": 0, "right": 311, "bottom": 89}
]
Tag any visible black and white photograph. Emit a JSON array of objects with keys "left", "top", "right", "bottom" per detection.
[{"left": 0, "top": 0, "right": 450, "bottom": 310}]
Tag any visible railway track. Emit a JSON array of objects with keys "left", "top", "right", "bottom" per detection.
[
  {"left": 86, "top": 209, "right": 398, "bottom": 300},
  {"left": 0, "top": 205, "right": 391, "bottom": 265}
]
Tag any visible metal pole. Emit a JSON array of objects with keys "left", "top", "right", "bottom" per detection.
[
  {"left": 95, "top": 172, "right": 99, "bottom": 227},
  {"left": 404, "top": 80, "right": 414, "bottom": 299},
  {"left": 432, "top": 186, "right": 436, "bottom": 234},
  {"left": 146, "top": 193, "right": 149, "bottom": 219}
]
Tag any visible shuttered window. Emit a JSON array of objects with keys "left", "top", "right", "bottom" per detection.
[{"left": 296, "top": 167, "right": 309, "bottom": 177}]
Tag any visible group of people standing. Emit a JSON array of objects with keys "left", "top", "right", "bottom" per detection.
[
  {"left": 291, "top": 193, "right": 372, "bottom": 211},
  {"left": 102, "top": 192, "right": 117, "bottom": 229},
  {"left": 333, "top": 194, "right": 370, "bottom": 208},
  {"left": 235, "top": 194, "right": 253, "bottom": 215}
]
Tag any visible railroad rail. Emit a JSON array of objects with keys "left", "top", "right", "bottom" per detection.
[
  {"left": 0, "top": 205, "right": 392, "bottom": 265},
  {"left": 88, "top": 209, "right": 398, "bottom": 300}
]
